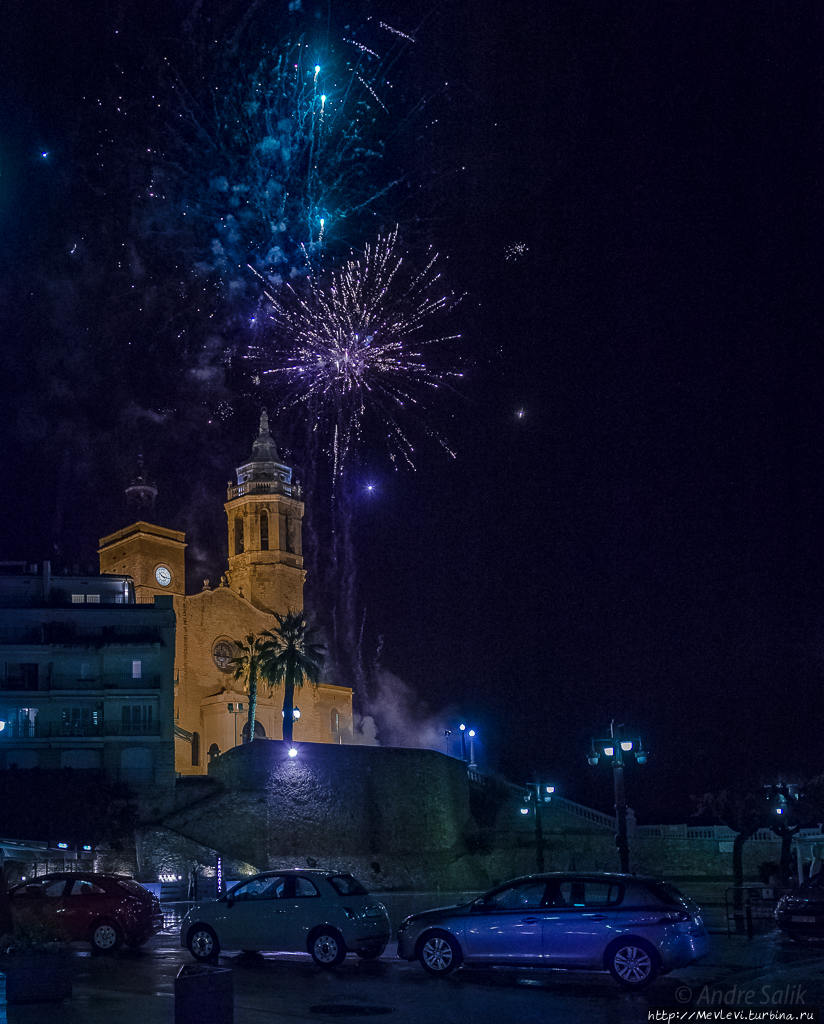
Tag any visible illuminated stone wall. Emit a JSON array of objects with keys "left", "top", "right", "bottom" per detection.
[{"left": 135, "top": 743, "right": 789, "bottom": 890}]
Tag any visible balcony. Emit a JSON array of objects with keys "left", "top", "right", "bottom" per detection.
[
  {"left": 0, "top": 721, "right": 161, "bottom": 739},
  {"left": 226, "top": 479, "right": 298, "bottom": 500},
  {"left": 0, "top": 625, "right": 164, "bottom": 645},
  {"left": 1, "top": 674, "right": 163, "bottom": 692},
  {"left": 105, "top": 721, "right": 161, "bottom": 737}
]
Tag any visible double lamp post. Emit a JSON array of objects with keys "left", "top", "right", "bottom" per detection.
[{"left": 587, "top": 723, "right": 648, "bottom": 873}]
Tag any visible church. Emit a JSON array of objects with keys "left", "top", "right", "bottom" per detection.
[{"left": 98, "top": 411, "right": 353, "bottom": 775}]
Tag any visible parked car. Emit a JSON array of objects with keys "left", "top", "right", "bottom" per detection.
[
  {"left": 396, "top": 872, "right": 708, "bottom": 988},
  {"left": 5, "top": 872, "right": 164, "bottom": 952},
  {"left": 180, "top": 869, "right": 391, "bottom": 966},
  {"left": 775, "top": 873, "right": 824, "bottom": 940}
]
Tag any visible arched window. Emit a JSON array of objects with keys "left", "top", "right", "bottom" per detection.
[
  {"left": 330, "top": 708, "right": 339, "bottom": 734},
  {"left": 260, "top": 510, "right": 269, "bottom": 551},
  {"left": 191, "top": 731, "right": 200, "bottom": 766},
  {"left": 208, "top": 743, "right": 220, "bottom": 762},
  {"left": 234, "top": 517, "right": 244, "bottom": 555},
  {"left": 241, "top": 719, "right": 266, "bottom": 742}
]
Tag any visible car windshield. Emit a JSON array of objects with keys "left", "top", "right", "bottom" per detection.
[{"left": 327, "top": 874, "right": 369, "bottom": 897}]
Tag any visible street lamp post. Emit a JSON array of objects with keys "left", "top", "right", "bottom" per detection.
[
  {"left": 459, "top": 723, "right": 467, "bottom": 760},
  {"left": 444, "top": 729, "right": 451, "bottom": 754},
  {"left": 523, "top": 783, "right": 555, "bottom": 872},
  {"left": 468, "top": 729, "right": 477, "bottom": 770},
  {"left": 227, "top": 702, "right": 245, "bottom": 748},
  {"left": 588, "top": 723, "right": 647, "bottom": 873}
]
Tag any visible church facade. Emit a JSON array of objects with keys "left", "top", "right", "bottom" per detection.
[{"left": 98, "top": 412, "right": 353, "bottom": 775}]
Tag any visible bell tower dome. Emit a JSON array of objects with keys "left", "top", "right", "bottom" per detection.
[{"left": 225, "top": 409, "right": 305, "bottom": 613}]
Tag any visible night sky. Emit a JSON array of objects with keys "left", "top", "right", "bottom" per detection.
[{"left": 1, "top": 0, "right": 822, "bottom": 822}]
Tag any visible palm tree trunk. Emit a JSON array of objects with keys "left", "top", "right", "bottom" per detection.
[
  {"left": 282, "top": 680, "right": 295, "bottom": 744},
  {"left": 246, "top": 664, "right": 258, "bottom": 742}
]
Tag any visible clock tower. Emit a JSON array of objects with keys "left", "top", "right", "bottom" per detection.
[
  {"left": 224, "top": 409, "right": 305, "bottom": 614},
  {"left": 98, "top": 521, "right": 186, "bottom": 602}
]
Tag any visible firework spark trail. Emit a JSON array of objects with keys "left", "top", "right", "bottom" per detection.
[{"left": 256, "top": 229, "right": 462, "bottom": 474}]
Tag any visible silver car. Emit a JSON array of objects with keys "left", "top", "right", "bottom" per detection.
[
  {"left": 396, "top": 872, "right": 708, "bottom": 987},
  {"left": 181, "top": 869, "right": 390, "bottom": 966}
]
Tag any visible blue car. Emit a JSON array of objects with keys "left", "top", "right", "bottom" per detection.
[{"left": 396, "top": 872, "right": 708, "bottom": 988}]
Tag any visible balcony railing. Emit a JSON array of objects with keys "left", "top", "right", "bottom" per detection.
[
  {"left": 226, "top": 479, "right": 299, "bottom": 500},
  {"left": 0, "top": 721, "right": 161, "bottom": 739},
  {"left": 104, "top": 721, "right": 161, "bottom": 737},
  {"left": 1, "top": 674, "right": 163, "bottom": 692},
  {"left": 0, "top": 625, "right": 164, "bottom": 645}
]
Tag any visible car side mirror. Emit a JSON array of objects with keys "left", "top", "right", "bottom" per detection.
[{"left": 471, "top": 900, "right": 491, "bottom": 913}]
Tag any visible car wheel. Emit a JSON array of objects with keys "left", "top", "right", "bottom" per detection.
[
  {"left": 91, "top": 918, "right": 123, "bottom": 953},
  {"left": 187, "top": 924, "right": 220, "bottom": 961},
  {"left": 356, "top": 944, "right": 386, "bottom": 960},
  {"left": 418, "top": 931, "right": 463, "bottom": 976},
  {"left": 309, "top": 928, "right": 347, "bottom": 967},
  {"left": 606, "top": 938, "right": 660, "bottom": 988}
]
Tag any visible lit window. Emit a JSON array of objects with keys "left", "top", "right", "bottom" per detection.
[
  {"left": 331, "top": 708, "right": 339, "bottom": 733},
  {"left": 132, "top": 660, "right": 142, "bottom": 679},
  {"left": 86, "top": 594, "right": 100, "bottom": 604},
  {"left": 71, "top": 594, "right": 84, "bottom": 604}
]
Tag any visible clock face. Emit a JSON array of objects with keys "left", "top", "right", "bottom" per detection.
[{"left": 155, "top": 566, "right": 172, "bottom": 587}]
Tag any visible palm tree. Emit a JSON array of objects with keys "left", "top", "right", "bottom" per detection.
[
  {"left": 261, "top": 610, "right": 326, "bottom": 745},
  {"left": 229, "top": 633, "right": 270, "bottom": 744}
]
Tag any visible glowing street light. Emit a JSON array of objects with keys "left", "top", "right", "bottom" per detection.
[
  {"left": 288, "top": 747, "right": 298, "bottom": 758},
  {"left": 587, "top": 722, "right": 648, "bottom": 873},
  {"left": 468, "top": 729, "right": 477, "bottom": 770},
  {"left": 522, "top": 782, "right": 556, "bottom": 871},
  {"left": 459, "top": 723, "right": 467, "bottom": 760}
]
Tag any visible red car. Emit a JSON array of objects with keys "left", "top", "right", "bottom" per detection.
[{"left": 6, "top": 872, "right": 164, "bottom": 952}]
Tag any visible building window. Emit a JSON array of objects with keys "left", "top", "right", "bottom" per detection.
[
  {"left": 192, "top": 731, "right": 200, "bottom": 766},
  {"left": 330, "top": 708, "right": 339, "bottom": 734},
  {"left": 122, "top": 704, "right": 153, "bottom": 735},
  {"left": 85, "top": 594, "right": 100, "bottom": 604},
  {"left": 208, "top": 743, "right": 220, "bottom": 762},
  {"left": 4, "top": 664, "right": 38, "bottom": 691},
  {"left": 260, "top": 510, "right": 269, "bottom": 551},
  {"left": 61, "top": 706, "right": 101, "bottom": 736},
  {"left": 212, "top": 640, "right": 234, "bottom": 672},
  {"left": 71, "top": 594, "right": 85, "bottom": 604},
  {"left": 132, "top": 660, "right": 142, "bottom": 679},
  {"left": 234, "top": 517, "right": 244, "bottom": 555},
  {"left": 1, "top": 707, "right": 39, "bottom": 738}
]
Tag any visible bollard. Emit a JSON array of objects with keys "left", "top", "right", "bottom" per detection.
[{"left": 175, "top": 964, "right": 233, "bottom": 1024}]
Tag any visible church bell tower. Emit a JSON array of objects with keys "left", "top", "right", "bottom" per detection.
[{"left": 225, "top": 409, "right": 305, "bottom": 614}]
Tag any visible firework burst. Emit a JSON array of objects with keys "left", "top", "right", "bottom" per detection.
[{"left": 258, "top": 230, "right": 463, "bottom": 474}]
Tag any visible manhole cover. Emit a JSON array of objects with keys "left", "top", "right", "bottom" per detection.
[{"left": 310, "top": 1005, "right": 394, "bottom": 1016}]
